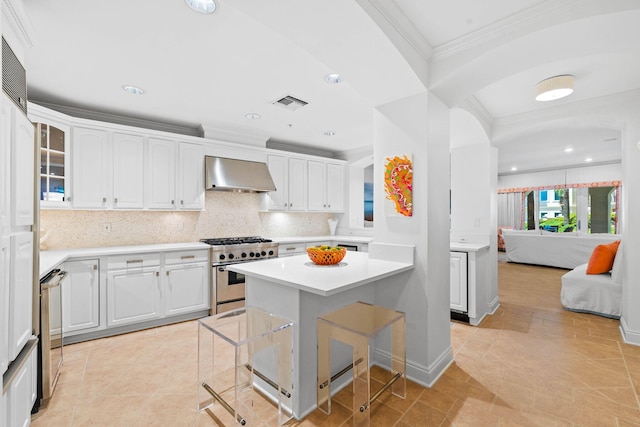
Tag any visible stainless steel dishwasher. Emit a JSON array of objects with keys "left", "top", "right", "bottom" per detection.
[{"left": 38, "top": 268, "right": 66, "bottom": 402}]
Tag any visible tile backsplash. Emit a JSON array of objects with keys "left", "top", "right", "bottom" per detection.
[{"left": 40, "top": 192, "right": 336, "bottom": 250}]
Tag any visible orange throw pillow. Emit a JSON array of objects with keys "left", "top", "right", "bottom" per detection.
[{"left": 586, "top": 240, "right": 621, "bottom": 275}]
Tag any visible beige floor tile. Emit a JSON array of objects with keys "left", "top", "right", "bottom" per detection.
[{"left": 33, "top": 262, "right": 640, "bottom": 426}]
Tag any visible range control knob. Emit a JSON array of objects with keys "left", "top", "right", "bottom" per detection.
[
  {"left": 249, "top": 252, "right": 255, "bottom": 257},
  {"left": 268, "top": 250, "right": 274, "bottom": 256},
  {"left": 228, "top": 253, "right": 235, "bottom": 259},
  {"left": 219, "top": 254, "right": 226, "bottom": 260},
  {"left": 255, "top": 253, "right": 261, "bottom": 258},
  {"left": 261, "top": 251, "right": 266, "bottom": 256},
  {"left": 241, "top": 252, "right": 247, "bottom": 258}
]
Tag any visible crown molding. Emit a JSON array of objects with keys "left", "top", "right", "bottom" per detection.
[
  {"left": 357, "top": 0, "right": 432, "bottom": 63},
  {"left": 2, "top": 0, "right": 34, "bottom": 48},
  {"left": 266, "top": 139, "right": 338, "bottom": 159},
  {"left": 431, "top": 0, "right": 580, "bottom": 60},
  {"left": 32, "top": 100, "right": 202, "bottom": 137}
]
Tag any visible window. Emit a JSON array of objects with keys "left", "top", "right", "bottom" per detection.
[
  {"left": 38, "top": 123, "right": 68, "bottom": 203},
  {"left": 539, "top": 188, "right": 576, "bottom": 233}
]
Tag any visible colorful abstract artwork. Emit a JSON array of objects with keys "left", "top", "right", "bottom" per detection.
[{"left": 384, "top": 154, "right": 413, "bottom": 217}]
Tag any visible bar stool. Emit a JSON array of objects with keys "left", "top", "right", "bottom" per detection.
[
  {"left": 317, "top": 301, "right": 406, "bottom": 426},
  {"left": 198, "top": 307, "right": 294, "bottom": 426}
]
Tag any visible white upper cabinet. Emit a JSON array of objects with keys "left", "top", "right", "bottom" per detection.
[
  {"left": 307, "top": 160, "right": 327, "bottom": 211},
  {"left": 0, "top": 97, "right": 11, "bottom": 229},
  {"left": 176, "top": 142, "right": 204, "bottom": 210},
  {"left": 325, "top": 162, "right": 345, "bottom": 212},
  {"left": 11, "top": 106, "right": 34, "bottom": 226},
  {"left": 147, "top": 138, "right": 177, "bottom": 209},
  {"left": 264, "top": 155, "right": 307, "bottom": 211},
  {"left": 71, "top": 127, "right": 110, "bottom": 209},
  {"left": 112, "top": 133, "right": 144, "bottom": 209},
  {"left": 1, "top": 236, "right": 9, "bottom": 375},
  {"left": 307, "top": 160, "right": 345, "bottom": 212},
  {"left": 8, "top": 232, "right": 33, "bottom": 362}
]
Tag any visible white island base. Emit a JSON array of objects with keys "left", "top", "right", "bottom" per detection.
[{"left": 228, "top": 249, "right": 414, "bottom": 419}]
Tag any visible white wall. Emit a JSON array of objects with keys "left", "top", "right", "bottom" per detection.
[
  {"left": 449, "top": 107, "right": 499, "bottom": 326},
  {"left": 498, "top": 163, "right": 621, "bottom": 189},
  {"left": 372, "top": 92, "right": 452, "bottom": 386}
]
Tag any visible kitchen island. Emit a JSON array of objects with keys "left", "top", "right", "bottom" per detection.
[{"left": 227, "top": 249, "right": 414, "bottom": 419}]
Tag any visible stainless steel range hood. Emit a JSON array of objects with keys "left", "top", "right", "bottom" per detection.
[{"left": 205, "top": 156, "right": 276, "bottom": 192}]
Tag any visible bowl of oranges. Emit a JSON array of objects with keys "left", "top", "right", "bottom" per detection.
[{"left": 306, "top": 245, "right": 347, "bottom": 265}]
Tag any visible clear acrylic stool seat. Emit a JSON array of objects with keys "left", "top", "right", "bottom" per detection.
[
  {"left": 198, "top": 307, "right": 294, "bottom": 426},
  {"left": 317, "top": 301, "right": 406, "bottom": 426}
]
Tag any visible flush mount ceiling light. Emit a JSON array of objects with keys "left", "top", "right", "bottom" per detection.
[
  {"left": 122, "top": 85, "right": 144, "bottom": 95},
  {"left": 535, "top": 75, "right": 574, "bottom": 101},
  {"left": 323, "top": 131, "right": 336, "bottom": 136},
  {"left": 245, "top": 113, "right": 260, "bottom": 120},
  {"left": 511, "top": 166, "right": 517, "bottom": 171},
  {"left": 186, "top": 0, "right": 216, "bottom": 14},
  {"left": 585, "top": 157, "right": 593, "bottom": 162},
  {"left": 564, "top": 147, "right": 574, "bottom": 153},
  {"left": 324, "top": 73, "right": 343, "bottom": 84}
]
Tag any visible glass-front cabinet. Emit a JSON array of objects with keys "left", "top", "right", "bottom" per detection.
[{"left": 37, "top": 122, "right": 69, "bottom": 206}]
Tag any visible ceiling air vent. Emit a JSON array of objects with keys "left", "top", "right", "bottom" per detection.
[
  {"left": 272, "top": 95, "right": 308, "bottom": 111},
  {"left": 2, "top": 37, "right": 28, "bottom": 115}
]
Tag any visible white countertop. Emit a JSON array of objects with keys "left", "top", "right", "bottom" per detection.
[
  {"left": 270, "top": 235, "right": 373, "bottom": 244},
  {"left": 450, "top": 242, "right": 490, "bottom": 252},
  {"left": 39, "top": 242, "right": 210, "bottom": 279},
  {"left": 228, "top": 250, "right": 413, "bottom": 296}
]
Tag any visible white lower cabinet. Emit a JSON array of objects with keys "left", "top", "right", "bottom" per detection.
[
  {"left": 165, "top": 262, "right": 209, "bottom": 316},
  {"left": 5, "top": 341, "right": 37, "bottom": 427},
  {"left": 107, "top": 265, "right": 162, "bottom": 327},
  {"left": 450, "top": 251, "right": 468, "bottom": 313},
  {"left": 62, "top": 259, "right": 100, "bottom": 335}
]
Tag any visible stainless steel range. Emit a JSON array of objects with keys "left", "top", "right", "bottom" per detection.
[{"left": 200, "top": 237, "right": 278, "bottom": 314}]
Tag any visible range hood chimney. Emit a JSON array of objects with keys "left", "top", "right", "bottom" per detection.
[{"left": 205, "top": 156, "right": 276, "bottom": 193}]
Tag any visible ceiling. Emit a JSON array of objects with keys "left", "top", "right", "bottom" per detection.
[{"left": 21, "top": 0, "right": 640, "bottom": 173}]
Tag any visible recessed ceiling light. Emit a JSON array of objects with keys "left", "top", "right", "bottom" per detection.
[
  {"left": 245, "top": 113, "right": 260, "bottom": 120},
  {"left": 535, "top": 75, "right": 574, "bottom": 101},
  {"left": 323, "top": 131, "right": 336, "bottom": 136},
  {"left": 511, "top": 166, "right": 517, "bottom": 171},
  {"left": 122, "top": 85, "right": 144, "bottom": 95},
  {"left": 564, "top": 147, "right": 574, "bottom": 153},
  {"left": 585, "top": 157, "right": 593, "bottom": 162},
  {"left": 324, "top": 73, "right": 343, "bottom": 84},
  {"left": 185, "top": 0, "right": 217, "bottom": 14}
]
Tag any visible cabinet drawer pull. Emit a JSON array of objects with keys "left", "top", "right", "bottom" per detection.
[
  {"left": 180, "top": 255, "right": 195, "bottom": 260},
  {"left": 126, "top": 259, "right": 144, "bottom": 264},
  {"left": 171, "top": 200, "right": 175, "bottom": 205},
  {"left": 285, "top": 247, "right": 297, "bottom": 251},
  {"left": 155, "top": 271, "right": 160, "bottom": 276},
  {"left": 114, "top": 197, "right": 118, "bottom": 203},
  {"left": 166, "top": 271, "right": 170, "bottom": 276},
  {"left": 181, "top": 200, "right": 184, "bottom": 205}
]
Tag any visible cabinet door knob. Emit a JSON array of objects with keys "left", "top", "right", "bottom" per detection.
[
  {"left": 171, "top": 200, "right": 175, "bottom": 205},
  {"left": 155, "top": 271, "right": 160, "bottom": 277},
  {"left": 181, "top": 200, "right": 184, "bottom": 205},
  {"left": 166, "top": 271, "right": 170, "bottom": 276},
  {"left": 92, "top": 264, "right": 98, "bottom": 270},
  {"left": 114, "top": 198, "right": 118, "bottom": 203},
  {"left": 102, "top": 197, "right": 107, "bottom": 203}
]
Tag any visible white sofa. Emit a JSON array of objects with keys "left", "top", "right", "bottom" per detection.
[
  {"left": 560, "top": 242, "right": 623, "bottom": 318},
  {"left": 502, "top": 230, "right": 621, "bottom": 269}
]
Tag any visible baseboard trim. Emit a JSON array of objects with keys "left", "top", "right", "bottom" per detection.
[
  {"left": 374, "top": 345, "right": 453, "bottom": 388},
  {"left": 488, "top": 297, "right": 500, "bottom": 314},
  {"left": 620, "top": 316, "right": 640, "bottom": 346}
]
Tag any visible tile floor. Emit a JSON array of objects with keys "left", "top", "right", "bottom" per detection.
[{"left": 32, "top": 261, "right": 640, "bottom": 426}]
